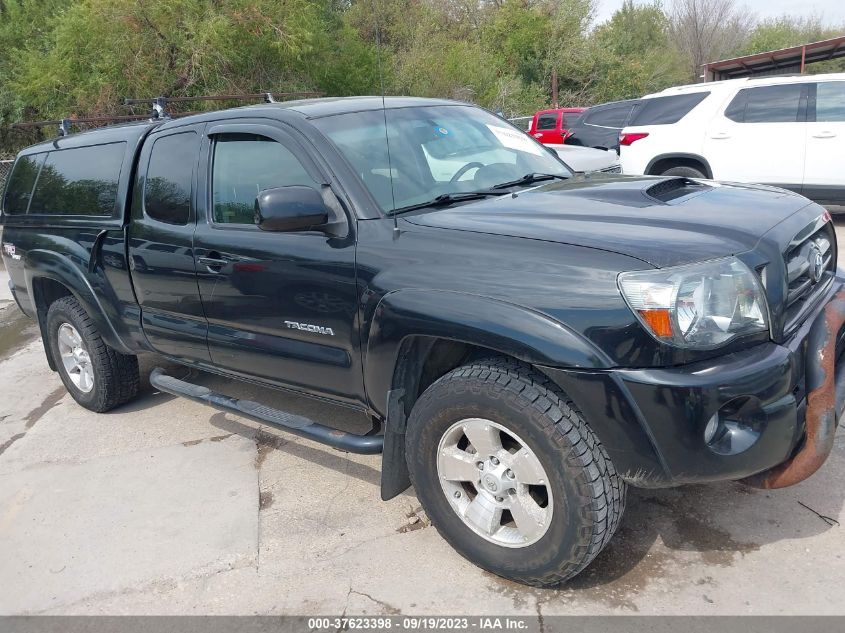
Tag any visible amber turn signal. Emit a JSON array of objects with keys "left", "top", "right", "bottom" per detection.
[{"left": 637, "top": 309, "right": 673, "bottom": 338}]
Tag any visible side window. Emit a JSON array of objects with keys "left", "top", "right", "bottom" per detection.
[
  {"left": 725, "top": 84, "right": 805, "bottom": 123},
  {"left": 28, "top": 143, "right": 125, "bottom": 216},
  {"left": 144, "top": 132, "right": 199, "bottom": 225},
  {"left": 816, "top": 82, "right": 845, "bottom": 122},
  {"left": 211, "top": 133, "right": 318, "bottom": 225},
  {"left": 585, "top": 105, "right": 631, "bottom": 128},
  {"left": 2, "top": 153, "right": 45, "bottom": 215},
  {"left": 536, "top": 114, "right": 558, "bottom": 131},
  {"left": 562, "top": 113, "right": 581, "bottom": 128},
  {"left": 629, "top": 92, "right": 710, "bottom": 126}
]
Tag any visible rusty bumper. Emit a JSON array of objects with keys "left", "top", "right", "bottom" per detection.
[{"left": 742, "top": 288, "right": 845, "bottom": 489}]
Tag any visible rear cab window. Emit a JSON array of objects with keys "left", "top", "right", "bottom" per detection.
[
  {"left": 2, "top": 153, "right": 45, "bottom": 215},
  {"left": 630, "top": 92, "right": 711, "bottom": 126},
  {"left": 3, "top": 143, "right": 125, "bottom": 219},
  {"left": 28, "top": 143, "right": 125, "bottom": 216}
]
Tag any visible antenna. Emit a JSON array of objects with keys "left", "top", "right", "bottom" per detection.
[{"left": 373, "top": 0, "right": 398, "bottom": 234}]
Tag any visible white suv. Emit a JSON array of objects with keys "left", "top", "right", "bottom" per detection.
[{"left": 619, "top": 73, "right": 845, "bottom": 205}]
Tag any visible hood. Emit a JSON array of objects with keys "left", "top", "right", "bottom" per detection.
[
  {"left": 546, "top": 144, "right": 619, "bottom": 173},
  {"left": 405, "top": 175, "right": 815, "bottom": 268}
]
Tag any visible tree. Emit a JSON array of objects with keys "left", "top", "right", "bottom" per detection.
[
  {"left": 589, "top": 0, "right": 686, "bottom": 102},
  {"left": 668, "top": 0, "right": 753, "bottom": 81},
  {"left": 741, "top": 15, "right": 831, "bottom": 55}
]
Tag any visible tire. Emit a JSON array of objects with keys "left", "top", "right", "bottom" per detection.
[
  {"left": 660, "top": 165, "right": 706, "bottom": 178},
  {"left": 405, "top": 357, "right": 625, "bottom": 587},
  {"left": 46, "top": 296, "right": 139, "bottom": 413}
]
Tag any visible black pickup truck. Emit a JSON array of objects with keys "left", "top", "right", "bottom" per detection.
[{"left": 2, "top": 97, "right": 844, "bottom": 587}]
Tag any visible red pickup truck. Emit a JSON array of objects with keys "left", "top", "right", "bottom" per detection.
[{"left": 528, "top": 107, "right": 585, "bottom": 145}]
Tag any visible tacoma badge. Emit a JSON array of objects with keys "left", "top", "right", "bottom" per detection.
[{"left": 284, "top": 321, "right": 335, "bottom": 336}]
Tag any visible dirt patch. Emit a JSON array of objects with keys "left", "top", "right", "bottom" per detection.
[
  {"left": 396, "top": 506, "right": 430, "bottom": 533},
  {"left": 24, "top": 387, "right": 66, "bottom": 429},
  {"left": 0, "top": 303, "right": 39, "bottom": 362},
  {"left": 641, "top": 493, "right": 760, "bottom": 566},
  {"left": 0, "top": 432, "right": 26, "bottom": 457},
  {"left": 259, "top": 491, "right": 274, "bottom": 510},
  {"left": 0, "top": 387, "right": 66, "bottom": 457},
  {"left": 254, "top": 428, "right": 289, "bottom": 469},
  {"left": 181, "top": 433, "right": 233, "bottom": 447}
]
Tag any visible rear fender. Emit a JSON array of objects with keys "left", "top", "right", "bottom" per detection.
[{"left": 25, "top": 249, "right": 134, "bottom": 356}]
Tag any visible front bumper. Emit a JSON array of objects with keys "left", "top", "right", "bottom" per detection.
[{"left": 542, "top": 279, "right": 845, "bottom": 488}]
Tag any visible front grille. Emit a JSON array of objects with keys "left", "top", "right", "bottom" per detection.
[
  {"left": 600, "top": 165, "right": 621, "bottom": 174},
  {"left": 783, "top": 219, "right": 836, "bottom": 329}
]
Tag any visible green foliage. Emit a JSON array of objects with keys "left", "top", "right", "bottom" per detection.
[
  {"left": 589, "top": 0, "right": 686, "bottom": 102},
  {"left": 0, "top": 0, "right": 842, "bottom": 154},
  {"left": 741, "top": 15, "right": 831, "bottom": 55},
  {"left": 740, "top": 15, "right": 845, "bottom": 75}
]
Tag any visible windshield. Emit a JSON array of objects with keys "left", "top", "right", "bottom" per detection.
[{"left": 313, "top": 105, "right": 571, "bottom": 214}]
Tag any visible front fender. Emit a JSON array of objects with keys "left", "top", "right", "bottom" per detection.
[
  {"left": 25, "top": 249, "right": 134, "bottom": 355},
  {"left": 364, "top": 288, "right": 613, "bottom": 417}
]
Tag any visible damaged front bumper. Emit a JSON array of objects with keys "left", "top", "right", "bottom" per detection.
[{"left": 542, "top": 279, "right": 845, "bottom": 489}]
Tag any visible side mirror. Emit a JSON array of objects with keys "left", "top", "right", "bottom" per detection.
[{"left": 255, "top": 186, "right": 329, "bottom": 232}]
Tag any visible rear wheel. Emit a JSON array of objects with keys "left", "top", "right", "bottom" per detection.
[
  {"left": 46, "top": 296, "right": 139, "bottom": 412},
  {"left": 406, "top": 358, "right": 625, "bottom": 587}
]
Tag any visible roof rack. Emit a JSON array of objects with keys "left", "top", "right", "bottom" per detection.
[
  {"left": 13, "top": 113, "right": 169, "bottom": 137},
  {"left": 12, "top": 91, "right": 326, "bottom": 136},
  {"left": 123, "top": 91, "right": 324, "bottom": 119}
]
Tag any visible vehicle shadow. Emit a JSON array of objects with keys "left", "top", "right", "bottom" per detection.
[
  {"left": 131, "top": 358, "right": 844, "bottom": 591},
  {"left": 132, "top": 359, "right": 386, "bottom": 487},
  {"left": 566, "top": 443, "right": 844, "bottom": 591}
]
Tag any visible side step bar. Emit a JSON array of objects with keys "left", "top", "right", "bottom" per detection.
[{"left": 149, "top": 367, "right": 384, "bottom": 454}]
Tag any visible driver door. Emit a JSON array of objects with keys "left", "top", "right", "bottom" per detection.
[{"left": 191, "top": 120, "right": 364, "bottom": 404}]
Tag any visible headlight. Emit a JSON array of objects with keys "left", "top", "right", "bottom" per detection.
[{"left": 618, "top": 257, "right": 769, "bottom": 349}]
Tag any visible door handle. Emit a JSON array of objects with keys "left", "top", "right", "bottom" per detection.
[
  {"left": 533, "top": 133, "right": 543, "bottom": 138},
  {"left": 710, "top": 132, "right": 730, "bottom": 139},
  {"left": 812, "top": 131, "right": 836, "bottom": 139},
  {"left": 198, "top": 253, "right": 228, "bottom": 271}
]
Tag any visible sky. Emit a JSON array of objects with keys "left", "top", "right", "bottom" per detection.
[{"left": 593, "top": 0, "right": 845, "bottom": 26}]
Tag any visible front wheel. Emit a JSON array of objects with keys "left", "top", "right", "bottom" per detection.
[{"left": 405, "top": 358, "right": 625, "bottom": 587}]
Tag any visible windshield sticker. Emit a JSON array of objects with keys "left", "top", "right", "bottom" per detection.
[{"left": 485, "top": 124, "right": 543, "bottom": 156}]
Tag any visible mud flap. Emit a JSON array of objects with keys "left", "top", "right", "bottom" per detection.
[{"left": 381, "top": 388, "right": 412, "bottom": 500}]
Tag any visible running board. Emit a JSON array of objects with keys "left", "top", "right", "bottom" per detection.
[{"left": 149, "top": 367, "right": 384, "bottom": 454}]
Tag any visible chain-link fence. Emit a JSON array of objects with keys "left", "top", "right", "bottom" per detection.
[{"left": 0, "top": 159, "right": 13, "bottom": 195}]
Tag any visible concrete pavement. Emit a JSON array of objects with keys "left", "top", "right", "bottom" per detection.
[{"left": 0, "top": 226, "right": 844, "bottom": 616}]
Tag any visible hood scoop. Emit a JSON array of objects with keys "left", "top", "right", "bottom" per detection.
[{"left": 645, "top": 177, "right": 711, "bottom": 204}]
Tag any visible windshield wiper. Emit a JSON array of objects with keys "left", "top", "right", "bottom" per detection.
[
  {"left": 388, "top": 189, "right": 508, "bottom": 215},
  {"left": 491, "top": 173, "right": 569, "bottom": 190}
]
